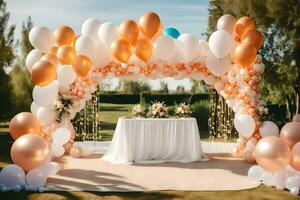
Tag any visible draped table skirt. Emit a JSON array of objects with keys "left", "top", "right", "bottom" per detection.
[{"left": 102, "top": 118, "right": 207, "bottom": 164}]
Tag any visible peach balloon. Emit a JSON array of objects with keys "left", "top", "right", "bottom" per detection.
[
  {"left": 72, "top": 55, "right": 91, "bottom": 76},
  {"left": 50, "top": 46, "right": 58, "bottom": 55},
  {"left": 134, "top": 38, "right": 153, "bottom": 61},
  {"left": 254, "top": 136, "right": 291, "bottom": 172},
  {"left": 111, "top": 38, "right": 132, "bottom": 63},
  {"left": 234, "top": 43, "right": 257, "bottom": 68},
  {"left": 69, "top": 146, "right": 83, "bottom": 158},
  {"left": 31, "top": 60, "right": 56, "bottom": 86},
  {"left": 57, "top": 45, "right": 76, "bottom": 65},
  {"left": 291, "top": 142, "right": 300, "bottom": 171},
  {"left": 280, "top": 122, "right": 300, "bottom": 149},
  {"left": 54, "top": 26, "right": 76, "bottom": 46},
  {"left": 241, "top": 29, "right": 263, "bottom": 49},
  {"left": 11, "top": 134, "right": 49, "bottom": 171},
  {"left": 63, "top": 141, "right": 74, "bottom": 155},
  {"left": 244, "top": 151, "right": 256, "bottom": 163},
  {"left": 9, "top": 112, "right": 42, "bottom": 140},
  {"left": 234, "top": 16, "right": 255, "bottom": 38},
  {"left": 292, "top": 114, "right": 300, "bottom": 122},
  {"left": 41, "top": 53, "right": 58, "bottom": 66},
  {"left": 139, "top": 12, "right": 161, "bottom": 39},
  {"left": 119, "top": 20, "right": 139, "bottom": 45}
]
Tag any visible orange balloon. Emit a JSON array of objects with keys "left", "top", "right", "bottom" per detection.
[
  {"left": 111, "top": 38, "right": 132, "bottom": 63},
  {"left": 31, "top": 60, "right": 56, "bottom": 86},
  {"left": 41, "top": 53, "right": 58, "bottom": 66},
  {"left": 57, "top": 45, "right": 76, "bottom": 65},
  {"left": 134, "top": 38, "right": 153, "bottom": 61},
  {"left": 234, "top": 43, "right": 257, "bottom": 68},
  {"left": 50, "top": 46, "right": 58, "bottom": 55},
  {"left": 54, "top": 26, "right": 76, "bottom": 46},
  {"left": 234, "top": 16, "right": 255, "bottom": 38},
  {"left": 11, "top": 134, "right": 49, "bottom": 171},
  {"left": 69, "top": 146, "right": 83, "bottom": 158},
  {"left": 280, "top": 122, "right": 300, "bottom": 149},
  {"left": 72, "top": 55, "right": 91, "bottom": 77},
  {"left": 9, "top": 112, "right": 42, "bottom": 140},
  {"left": 241, "top": 29, "right": 263, "bottom": 49},
  {"left": 139, "top": 12, "right": 161, "bottom": 39},
  {"left": 254, "top": 136, "right": 291, "bottom": 173},
  {"left": 152, "top": 24, "right": 164, "bottom": 40},
  {"left": 119, "top": 20, "right": 139, "bottom": 45}
]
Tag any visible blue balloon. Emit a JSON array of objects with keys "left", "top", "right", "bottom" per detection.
[{"left": 164, "top": 27, "right": 180, "bottom": 39}]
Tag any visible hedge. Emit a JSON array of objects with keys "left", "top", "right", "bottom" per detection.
[{"left": 99, "top": 93, "right": 140, "bottom": 104}]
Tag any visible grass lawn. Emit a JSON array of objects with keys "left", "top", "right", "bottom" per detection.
[{"left": 0, "top": 103, "right": 297, "bottom": 199}]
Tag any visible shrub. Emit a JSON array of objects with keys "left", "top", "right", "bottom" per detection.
[
  {"left": 99, "top": 93, "right": 140, "bottom": 104},
  {"left": 191, "top": 100, "right": 209, "bottom": 134}
]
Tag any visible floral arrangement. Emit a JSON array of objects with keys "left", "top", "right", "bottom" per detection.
[
  {"left": 174, "top": 103, "right": 192, "bottom": 118},
  {"left": 131, "top": 104, "right": 146, "bottom": 118},
  {"left": 54, "top": 93, "right": 75, "bottom": 122},
  {"left": 148, "top": 101, "right": 168, "bottom": 118}
]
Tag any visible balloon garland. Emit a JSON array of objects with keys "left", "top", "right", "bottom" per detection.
[{"left": 1, "top": 12, "right": 300, "bottom": 195}]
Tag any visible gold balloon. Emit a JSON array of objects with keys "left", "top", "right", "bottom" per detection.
[
  {"left": 41, "top": 53, "right": 58, "bottom": 66},
  {"left": 70, "top": 146, "right": 83, "bottom": 158},
  {"left": 54, "top": 26, "right": 76, "bottom": 46},
  {"left": 134, "top": 38, "right": 153, "bottom": 62},
  {"left": 254, "top": 136, "right": 291, "bottom": 173},
  {"left": 234, "top": 16, "right": 255, "bottom": 38},
  {"left": 9, "top": 112, "right": 42, "bottom": 140},
  {"left": 11, "top": 134, "right": 49, "bottom": 171},
  {"left": 280, "top": 122, "right": 300, "bottom": 149},
  {"left": 57, "top": 45, "right": 76, "bottom": 65},
  {"left": 241, "top": 29, "right": 263, "bottom": 49},
  {"left": 31, "top": 60, "right": 56, "bottom": 86},
  {"left": 72, "top": 55, "right": 91, "bottom": 77},
  {"left": 233, "top": 43, "right": 257, "bottom": 68},
  {"left": 119, "top": 20, "right": 139, "bottom": 45},
  {"left": 111, "top": 38, "right": 132, "bottom": 63},
  {"left": 139, "top": 12, "right": 161, "bottom": 39}
]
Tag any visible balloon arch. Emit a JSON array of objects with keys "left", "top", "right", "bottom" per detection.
[{"left": 2, "top": 12, "right": 300, "bottom": 194}]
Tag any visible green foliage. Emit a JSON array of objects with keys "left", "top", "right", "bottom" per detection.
[
  {"left": 190, "top": 80, "right": 208, "bottom": 94},
  {"left": 191, "top": 100, "right": 209, "bottom": 133},
  {"left": 100, "top": 93, "right": 140, "bottom": 104},
  {"left": 116, "top": 80, "right": 151, "bottom": 94},
  {"left": 158, "top": 81, "right": 169, "bottom": 93},
  {"left": 176, "top": 85, "right": 185, "bottom": 93}
]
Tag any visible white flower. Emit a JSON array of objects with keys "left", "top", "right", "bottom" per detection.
[{"left": 264, "top": 107, "right": 269, "bottom": 114}]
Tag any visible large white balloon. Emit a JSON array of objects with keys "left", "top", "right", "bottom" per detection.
[
  {"left": 169, "top": 40, "right": 185, "bottom": 64},
  {"left": 177, "top": 33, "right": 199, "bottom": 62},
  {"left": 32, "top": 80, "right": 58, "bottom": 107},
  {"left": 51, "top": 144, "right": 65, "bottom": 157},
  {"left": 98, "top": 22, "right": 118, "bottom": 48},
  {"left": 259, "top": 121, "right": 280, "bottom": 138},
  {"left": 93, "top": 39, "right": 112, "bottom": 67},
  {"left": 0, "top": 165, "right": 25, "bottom": 188},
  {"left": 217, "top": 14, "right": 236, "bottom": 34},
  {"left": 208, "top": 30, "right": 234, "bottom": 59},
  {"left": 30, "top": 101, "right": 39, "bottom": 116},
  {"left": 234, "top": 114, "right": 256, "bottom": 138},
  {"left": 36, "top": 107, "right": 56, "bottom": 125},
  {"left": 75, "top": 35, "right": 95, "bottom": 59},
  {"left": 81, "top": 18, "right": 101, "bottom": 39},
  {"left": 26, "top": 168, "right": 47, "bottom": 187},
  {"left": 52, "top": 127, "right": 71, "bottom": 145},
  {"left": 198, "top": 40, "right": 209, "bottom": 57},
  {"left": 29, "top": 26, "right": 52, "bottom": 52},
  {"left": 57, "top": 65, "right": 76, "bottom": 87},
  {"left": 248, "top": 165, "right": 264, "bottom": 182},
  {"left": 205, "top": 51, "right": 231, "bottom": 76},
  {"left": 26, "top": 49, "right": 44, "bottom": 72},
  {"left": 154, "top": 35, "right": 176, "bottom": 62}
]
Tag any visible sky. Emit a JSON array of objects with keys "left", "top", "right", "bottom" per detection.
[{"left": 6, "top": 0, "right": 210, "bottom": 91}]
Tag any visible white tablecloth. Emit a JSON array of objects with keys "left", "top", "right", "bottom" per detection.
[{"left": 102, "top": 118, "right": 207, "bottom": 164}]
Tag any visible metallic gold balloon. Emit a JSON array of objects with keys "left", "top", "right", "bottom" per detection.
[
  {"left": 57, "top": 45, "right": 76, "bottom": 65},
  {"left": 69, "top": 146, "right": 83, "bottom": 158},
  {"left": 72, "top": 55, "right": 91, "bottom": 77},
  {"left": 241, "top": 29, "right": 263, "bottom": 49},
  {"left": 291, "top": 142, "right": 300, "bottom": 170},
  {"left": 41, "top": 53, "right": 58, "bottom": 66},
  {"left": 234, "top": 16, "right": 255, "bottom": 38},
  {"left": 254, "top": 136, "right": 291, "bottom": 172},
  {"left": 119, "top": 20, "right": 139, "bottom": 45},
  {"left": 280, "top": 122, "right": 300, "bottom": 149},
  {"left": 233, "top": 43, "right": 257, "bottom": 68},
  {"left": 111, "top": 38, "right": 132, "bottom": 63},
  {"left": 11, "top": 134, "right": 49, "bottom": 171},
  {"left": 31, "top": 60, "right": 56, "bottom": 86},
  {"left": 9, "top": 112, "right": 42, "bottom": 140},
  {"left": 54, "top": 26, "right": 76, "bottom": 46},
  {"left": 50, "top": 46, "right": 58, "bottom": 55},
  {"left": 139, "top": 12, "right": 161, "bottom": 39},
  {"left": 134, "top": 38, "right": 153, "bottom": 62}
]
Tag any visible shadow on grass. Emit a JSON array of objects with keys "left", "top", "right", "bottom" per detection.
[{"left": 100, "top": 121, "right": 116, "bottom": 130}]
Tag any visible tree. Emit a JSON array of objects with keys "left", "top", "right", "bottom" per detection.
[
  {"left": 0, "top": 0, "right": 15, "bottom": 118},
  {"left": 176, "top": 85, "right": 185, "bottom": 93},
  {"left": 190, "top": 80, "right": 208, "bottom": 94},
  {"left": 158, "top": 81, "right": 169, "bottom": 93},
  {"left": 116, "top": 80, "right": 151, "bottom": 94}
]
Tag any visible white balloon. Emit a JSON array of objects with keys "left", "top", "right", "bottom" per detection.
[
  {"left": 52, "top": 127, "right": 71, "bottom": 145},
  {"left": 36, "top": 107, "right": 56, "bottom": 125},
  {"left": 32, "top": 81, "right": 58, "bottom": 107},
  {"left": 290, "top": 187, "right": 299, "bottom": 196},
  {"left": 217, "top": 14, "right": 236, "bottom": 34},
  {"left": 93, "top": 39, "right": 112, "bottom": 67},
  {"left": 178, "top": 33, "right": 199, "bottom": 62},
  {"left": 57, "top": 65, "right": 76, "bottom": 87},
  {"left": 262, "top": 171, "right": 276, "bottom": 186},
  {"left": 208, "top": 30, "right": 234, "bottom": 59},
  {"left": 50, "top": 144, "right": 65, "bottom": 157},
  {"left": 98, "top": 22, "right": 118, "bottom": 48},
  {"left": 29, "top": 26, "right": 52, "bottom": 52},
  {"left": 30, "top": 101, "right": 39, "bottom": 115},
  {"left": 248, "top": 165, "right": 264, "bottom": 182},
  {"left": 205, "top": 51, "right": 231, "bottom": 76},
  {"left": 169, "top": 40, "right": 185, "bottom": 64},
  {"left": 39, "top": 162, "right": 60, "bottom": 176},
  {"left": 154, "top": 35, "right": 176, "bottom": 62},
  {"left": 253, "top": 63, "right": 265, "bottom": 74},
  {"left": 259, "top": 121, "right": 280, "bottom": 138},
  {"left": 26, "top": 49, "right": 44, "bottom": 72},
  {"left": 286, "top": 176, "right": 300, "bottom": 190},
  {"left": 75, "top": 35, "right": 95, "bottom": 59},
  {"left": 234, "top": 114, "right": 256, "bottom": 138},
  {"left": 26, "top": 168, "right": 47, "bottom": 187},
  {"left": 198, "top": 40, "right": 209, "bottom": 57},
  {"left": 0, "top": 165, "right": 25, "bottom": 188},
  {"left": 81, "top": 18, "right": 101, "bottom": 39}
]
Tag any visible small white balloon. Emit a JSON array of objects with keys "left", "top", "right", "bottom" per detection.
[
  {"left": 51, "top": 144, "right": 65, "bottom": 157},
  {"left": 205, "top": 51, "right": 231, "bottom": 76},
  {"left": 52, "top": 127, "right": 71, "bottom": 145},
  {"left": 217, "top": 14, "right": 236, "bottom": 34},
  {"left": 98, "top": 22, "right": 119, "bottom": 48},
  {"left": 286, "top": 176, "right": 300, "bottom": 190},
  {"left": 26, "top": 168, "right": 47, "bottom": 187},
  {"left": 0, "top": 165, "right": 25, "bottom": 188},
  {"left": 290, "top": 187, "right": 299, "bottom": 196},
  {"left": 32, "top": 80, "right": 58, "bottom": 107},
  {"left": 26, "top": 49, "right": 44, "bottom": 72},
  {"left": 39, "top": 162, "right": 60, "bottom": 176},
  {"left": 36, "top": 107, "right": 56, "bottom": 125},
  {"left": 209, "top": 30, "right": 234, "bottom": 59},
  {"left": 30, "top": 101, "right": 39, "bottom": 116},
  {"left": 154, "top": 35, "right": 176, "bottom": 62},
  {"left": 248, "top": 165, "right": 264, "bottom": 182},
  {"left": 75, "top": 35, "right": 95, "bottom": 59},
  {"left": 81, "top": 18, "right": 101, "bottom": 39},
  {"left": 57, "top": 65, "right": 76, "bottom": 87},
  {"left": 29, "top": 26, "right": 52, "bottom": 52},
  {"left": 178, "top": 33, "right": 199, "bottom": 62},
  {"left": 198, "top": 40, "right": 209, "bottom": 57},
  {"left": 259, "top": 121, "right": 280, "bottom": 138},
  {"left": 92, "top": 39, "right": 112, "bottom": 67},
  {"left": 234, "top": 114, "right": 256, "bottom": 138}
]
